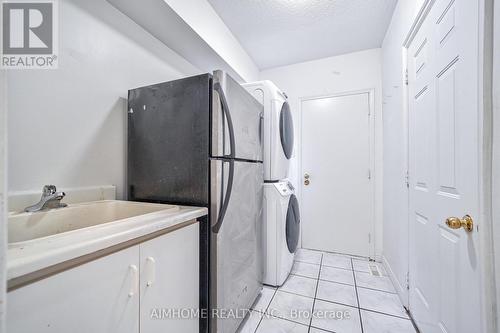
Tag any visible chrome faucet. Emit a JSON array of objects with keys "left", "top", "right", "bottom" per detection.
[{"left": 24, "top": 185, "right": 67, "bottom": 212}]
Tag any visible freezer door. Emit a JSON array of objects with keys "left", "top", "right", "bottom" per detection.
[
  {"left": 212, "top": 70, "right": 263, "bottom": 162},
  {"left": 127, "top": 74, "right": 211, "bottom": 206},
  {"left": 210, "top": 160, "right": 263, "bottom": 333}
]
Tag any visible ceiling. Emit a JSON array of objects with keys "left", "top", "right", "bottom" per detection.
[{"left": 207, "top": 0, "right": 397, "bottom": 70}]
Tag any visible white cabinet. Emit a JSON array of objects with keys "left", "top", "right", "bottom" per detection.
[
  {"left": 7, "top": 221, "right": 199, "bottom": 333},
  {"left": 140, "top": 222, "right": 199, "bottom": 332},
  {"left": 7, "top": 245, "right": 140, "bottom": 333}
]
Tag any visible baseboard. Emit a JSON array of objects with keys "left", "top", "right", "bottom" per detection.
[{"left": 382, "top": 255, "right": 409, "bottom": 308}]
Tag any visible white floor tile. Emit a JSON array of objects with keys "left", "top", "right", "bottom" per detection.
[
  {"left": 291, "top": 262, "right": 320, "bottom": 279},
  {"left": 267, "top": 291, "right": 314, "bottom": 325},
  {"left": 311, "top": 300, "right": 362, "bottom": 333},
  {"left": 295, "top": 248, "right": 323, "bottom": 264},
  {"left": 352, "top": 260, "right": 387, "bottom": 276},
  {"left": 252, "top": 286, "right": 277, "bottom": 313},
  {"left": 279, "top": 275, "right": 317, "bottom": 298},
  {"left": 237, "top": 310, "right": 263, "bottom": 333},
  {"left": 256, "top": 316, "right": 309, "bottom": 333},
  {"left": 322, "top": 253, "right": 352, "bottom": 270},
  {"left": 316, "top": 280, "right": 358, "bottom": 308},
  {"left": 351, "top": 259, "right": 371, "bottom": 273},
  {"left": 320, "top": 266, "right": 355, "bottom": 285},
  {"left": 308, "top": 328, "right": 329, "bottom": 333},
  {"left": 355, "top": 271, "right": 396, "bottom": 293},
  {"left": 252, "top": 248, "right": 414, "bottom": 332},
  {"left": 361, "top": 310, "right": 417, "bottom": 333},
  {"left": 357, "top": 288, "right": 408, "bottom": 319}
]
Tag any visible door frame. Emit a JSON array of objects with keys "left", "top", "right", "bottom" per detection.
[
  {"left": 0, "top": 53, "right": 6, "bottom": 333},
  {"left": 298, "top": 88, "right": 376, "bottom": 259},
  {"left": 402, "top": 46, "right": 411, "bottom": 309},
  {"left": 491, "top": 1, "right": 500, "bottom": 332},
  {"left": 403, "top": 0, "right": 492, "bottom": 331}
]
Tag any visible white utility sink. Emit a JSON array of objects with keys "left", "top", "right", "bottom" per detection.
[{"left": 8, "top": 200, "right": 179, "bottom": 245}]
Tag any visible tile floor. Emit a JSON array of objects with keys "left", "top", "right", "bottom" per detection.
[{"left": 237, "top": 249, "right": 418, "bottom": 333}]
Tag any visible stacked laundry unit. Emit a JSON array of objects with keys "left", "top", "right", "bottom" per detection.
[{"left": 243, "top": 81, "right": 300, "bottom": 287}]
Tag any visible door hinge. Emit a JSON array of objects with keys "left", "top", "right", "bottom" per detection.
[
  {"left": 406, "top": 272, "right": 410, "bottom": 290},
  {"left": 368, "top": 169, "right": 371, "bottom": 180},
  {"left": 405, "top": 170, "right": 409, "bottom": 188},
  {"left": 368, "top": 233, "right": 371, "bottom": 244},
  {"left": 405, "top": 69, "right": 409, "bottom": 85}
]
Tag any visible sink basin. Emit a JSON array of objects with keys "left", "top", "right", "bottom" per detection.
[{"left": 8, "top": 200, "right": 179, "bottom": 244}]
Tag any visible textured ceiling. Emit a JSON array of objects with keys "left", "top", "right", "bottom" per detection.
[{"left": 207, "top": 0, "right": 397, "bottom": 69}]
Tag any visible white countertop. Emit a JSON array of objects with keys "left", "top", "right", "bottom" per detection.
[{"left": 7, "top": 202, "right": 207, "bottom": 281}]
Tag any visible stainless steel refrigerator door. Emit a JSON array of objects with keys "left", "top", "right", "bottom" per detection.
[
  {"left": 212, "top": 70, "right": 264, "bottom": 162},
  {"left": 210, "top": 160, "right": 264, "bottom": 333}
]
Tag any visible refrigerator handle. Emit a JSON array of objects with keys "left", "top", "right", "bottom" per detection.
[
  {"left": 212, "top": 82, "right": 236, "bottom": 234},
  {"left": 259, "top": 112, "right": 264, "bottom": 145},
  {"left": 213, "top": 82, "right": 235, "bottom": 158},
  {"left": 212, "top": 159, "right": 234, "bottom": 233}
]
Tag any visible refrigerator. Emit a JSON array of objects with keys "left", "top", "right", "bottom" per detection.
[{"left": 127, "top": 70, "right": 264, "bottom": 333}]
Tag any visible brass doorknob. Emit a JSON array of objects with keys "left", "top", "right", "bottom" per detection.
[
  {"left": 445, "top": 215, "right": 474, "bottom": 232},
  {"left": 304, "top": 179, "right": 310, "bottom": 186}
]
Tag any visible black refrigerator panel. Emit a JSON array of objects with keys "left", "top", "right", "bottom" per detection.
[{"left": 127, "top": 74, "right": 212, "bottom": 206}]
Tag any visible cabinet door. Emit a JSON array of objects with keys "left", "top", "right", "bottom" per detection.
[
  {"left": 7, "top": 246, "right": 140, "bottom": 333},
  {"left": 140, "top": 222, "right": 199, "bottom": 332}
]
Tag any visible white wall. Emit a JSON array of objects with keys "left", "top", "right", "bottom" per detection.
[
  {"left": 164, "top": 0, "right": 259, "bottom": 82},
  {"left": 7, "top": 0, "right": 200, "bottom": 201},
  {"left": 380, "top": 0, "right": 425, "bottom": 305},
  {"left": 107, "top": 0, "right": 255, "bottom": 84},
  {"left": 260, "top": 48, "right": 384, "bottom": 258}
]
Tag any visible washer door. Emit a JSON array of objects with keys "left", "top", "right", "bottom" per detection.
[
  {"left": 285, "top": 194, "right": 300, "bottom": 253},
  {"left": 279, "top": 101, "right": 294, "bottom": 159}
]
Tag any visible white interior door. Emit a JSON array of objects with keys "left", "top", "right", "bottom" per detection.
[
  {"left": 301, "top": 92, "right": 373, "bottom": 257},
  {"left": 407, "top": 0, "right": 481, "bottom": 332}
]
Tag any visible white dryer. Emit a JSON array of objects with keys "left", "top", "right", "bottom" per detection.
[
  {"left": 243, "top": 81, "right": 294, "bottom": 181},
  {"left": 262, "top": 180, "right": 300, "bottom": 287}
]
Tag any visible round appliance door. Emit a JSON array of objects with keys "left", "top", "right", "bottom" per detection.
[
  {"left": 279, "top": 101, "right": 294, "bottom": 159},
  {"left": 285, "top": 194, "right": 300, "bottom": 253}
]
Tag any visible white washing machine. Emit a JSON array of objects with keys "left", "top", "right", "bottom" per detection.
[
  {"left": 262, "top": 180, "right": 300, "bottom": 287},
  {"left": 243, "top": 81, "right": 294, "bottom": 181}
]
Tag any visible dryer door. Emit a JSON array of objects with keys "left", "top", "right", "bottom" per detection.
[
  {"left": 285, "top": 194, "right": 300, "bottom": 253},
  {"left": 279, "top": 101, "right": 294, "bottom": 160}
]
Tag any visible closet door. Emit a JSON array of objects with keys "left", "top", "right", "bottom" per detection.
[{"left": 407, "top": 0, "right": 481, "bottom": 332}]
